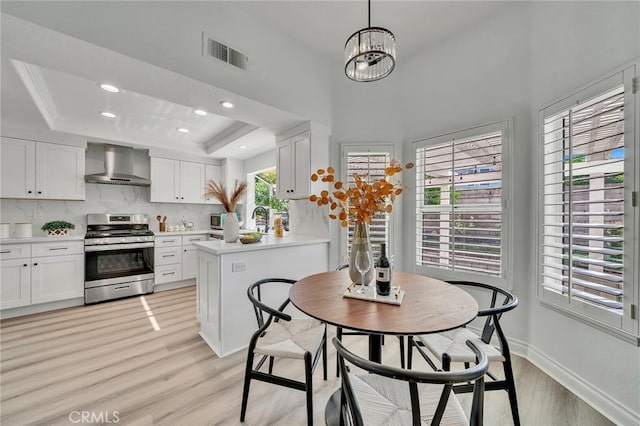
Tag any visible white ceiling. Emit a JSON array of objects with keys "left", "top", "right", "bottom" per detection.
[{"left": 0, "top": 1, "right": 504, "bottom": 160}]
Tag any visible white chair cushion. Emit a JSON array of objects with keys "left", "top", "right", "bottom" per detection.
[
  {"left": 254, "top": 318, "right": 324, "bottom": 359},
  {"left": 418, "top": 328, "right": 505, "bottom": 363},
  {"left": 349, "top": 373, "right": 468, "bottom": 426}
]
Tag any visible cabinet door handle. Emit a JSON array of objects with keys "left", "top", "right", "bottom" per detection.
[
  {"left": 37, "top": 191, "right": 42, "bottom": 194},
  {"left": 175, "top": 197, "right": 179, "bottom": 200},
  {"left": 28, "top": 190, "right": 33, "bottom": 194},
  {"left": 33, "top": 263, "right": 38, "bottom": 266},
  {"left": 23, "top": 264, "right": 28, "bottom": 267},
  {"left": 181, "top": 197, "right": 184, "bottom": 200}
]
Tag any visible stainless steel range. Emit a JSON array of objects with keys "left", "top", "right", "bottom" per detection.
[{"left": 84, "top": 214, "right": 154, "bottom": 304}]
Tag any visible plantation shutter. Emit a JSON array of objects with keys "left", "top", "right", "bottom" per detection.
[
  {"left": 541, "top": 85, "right": 626, "bottom": 313},
  {"left": 344, "top": 150, "right": 391, "bottom": 260},
  {"left": 415, "top": 128, "right": 504, "bottom": 278}
]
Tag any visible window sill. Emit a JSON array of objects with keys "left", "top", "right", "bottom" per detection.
[{"left": 539, "top": 299, "right": 640, "bottom": 346}]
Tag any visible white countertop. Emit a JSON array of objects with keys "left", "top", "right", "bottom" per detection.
[
  {"left": 154, "top": 229, "right": 211, "bottom": 236},
  {"left": 193, "top": 234, "right": 329, "bottom": 255},
  {"left": 0, "top": 235, "right": 85, "bottom": 244}
]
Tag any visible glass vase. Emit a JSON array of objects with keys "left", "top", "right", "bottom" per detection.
[
  {"left": 349, "top": 222, "right": 374, "bottom": 285},
  {"left": 223, "top": 212, "right": 239, "bottom": 243}
]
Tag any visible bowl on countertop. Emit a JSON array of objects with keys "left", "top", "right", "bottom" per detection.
[{"left": 239, "top": 232, "right": 263, "bottom": 244}]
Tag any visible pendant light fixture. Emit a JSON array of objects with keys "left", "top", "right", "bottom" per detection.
[{"left": 344, "top": 0, "right": 396, "bottom": 82}]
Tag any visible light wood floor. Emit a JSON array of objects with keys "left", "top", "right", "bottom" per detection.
[{"left": 0, "top": 286, "right": 613, "bottom": 426}]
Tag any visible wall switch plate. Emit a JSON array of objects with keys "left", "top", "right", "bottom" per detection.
[{"left": 232, "top": 262, "right": 247, "bottom": 272}]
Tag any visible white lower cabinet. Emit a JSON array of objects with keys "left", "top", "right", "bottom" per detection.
[
  {"left": 0, "top": 258, "right": 31, "bottom": 309},
  {"left": 155, "top": 263, "right": 183, "bottom": 284},
  {"left": 154, "top": 234, "right": 207, "bottom": 284},
  {"left": 31, "top": 254, "right": 84, "bottom": 304},
  {"left": 0, "top": 240, "right": 84, "bottom": 311}
]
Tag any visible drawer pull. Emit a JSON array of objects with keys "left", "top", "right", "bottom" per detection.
[
  {"left": 162, "top": 254, "right": 175, "bottom": 258},
  {"left": 0, "top": 250, "right": 10, "bottom": 254},
  {"left": 114, "top": 285, "right": 131, "bottom": 290},
  {"left": 49, "top": 247, "right": 68, "bottom": 251},
  {"left": 162, "top": 240, "right": 177, "bottom": 244},
  {"left": 162, "top": 272, "right": 176, "bottom": 276}
]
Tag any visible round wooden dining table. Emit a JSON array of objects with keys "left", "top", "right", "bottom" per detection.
[
  {"left": 290, "top": 270, "right": 479, "bottom": 426},
  {"left": 289, "top": 269, "right": 479, "bottom": 363}
]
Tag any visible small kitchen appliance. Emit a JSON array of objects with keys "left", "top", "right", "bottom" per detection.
[
  {"left": 84, "top": 213, "right": 154, "bottom": 304},
  {"left": 210, "top": 212, "right": 241, "bottom": 230}
]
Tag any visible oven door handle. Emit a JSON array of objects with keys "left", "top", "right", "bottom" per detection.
[{"left": 84, "top": 242, "right": 155, "bottom": 252}]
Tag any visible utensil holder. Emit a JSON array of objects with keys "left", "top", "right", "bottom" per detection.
[{"left": 159, "top": 223, "right": 166, "bottom": 232}]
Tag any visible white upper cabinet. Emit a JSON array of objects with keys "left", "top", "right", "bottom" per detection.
[
  {"left": 179, "top": 161, "right": 206, "bottom": 204},
  {"left": 150, "top": 157, "right": 205, "bottom": 204},
  {"left": 150, "top": 157, "right": 179, "bottom": 202},
  {"left": 1, "top": 138, "right": 85, "bottom": 200},
  {"left": 275, "top": 123, "right": 329, "bottom": 200}
]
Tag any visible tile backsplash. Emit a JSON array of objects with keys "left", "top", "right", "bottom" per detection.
[
  {"left": 0, "top": 185, "right": 330, "bottom": 239},
  {"left": 0, "top": 184, "right": 224, "bottom": 237}
]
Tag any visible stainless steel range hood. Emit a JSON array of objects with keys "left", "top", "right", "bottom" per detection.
[{"left": 85, "top": 145, "right": 151, "bottom": 187}]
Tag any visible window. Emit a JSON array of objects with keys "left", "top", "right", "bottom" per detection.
[
  {"left": 539, "top": 64, "right": 638, "bottom": 335},
  {"left": 248, "top": 168, "right": 289, "bottom": 231},
  {"left": 341, "top": 145, "right": 393, "bottom": 261},
  {"left": 414, "top": 122, "right": 510, "bottom": 284}
]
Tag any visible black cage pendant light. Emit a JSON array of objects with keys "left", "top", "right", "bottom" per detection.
[{"left": 344, "top": 0, "right": 396, "bottom": 82}]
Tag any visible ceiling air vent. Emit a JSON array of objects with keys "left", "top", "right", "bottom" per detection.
[{"left": 203, "top": 32, "right": 248, "bottom": 70}]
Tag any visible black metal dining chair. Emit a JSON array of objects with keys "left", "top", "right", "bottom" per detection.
[
  {"left": 334, "top": 263, "right": 405, "bottom": 376},
  {"left": 240, "top": 278, "right": 327, "bottom": 425},
  {"left": 407, "top": 281, "right": 520, "bottom": 426},
  {"left": 334, "top": 336, "right": 488, "bottom": 425}
]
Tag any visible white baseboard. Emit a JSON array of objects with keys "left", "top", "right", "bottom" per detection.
[
  {"left": 525, "top": 344, "right": 639, "bottom": 426},
  {"left": 0, "top": 297, "right": 84, "bottom": 319}
]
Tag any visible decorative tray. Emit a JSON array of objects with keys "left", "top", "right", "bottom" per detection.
[{"left": 342, "top": 285, "right": 405, "bottom": 306}]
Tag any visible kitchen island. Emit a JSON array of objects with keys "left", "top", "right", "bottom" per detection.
[{"left": 193, "top": 235, "right": 329, "bottom": 357}]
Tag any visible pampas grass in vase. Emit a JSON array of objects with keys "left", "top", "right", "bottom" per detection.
[{"left": 204, "top": 180, "right": 247, "bottom": 242}]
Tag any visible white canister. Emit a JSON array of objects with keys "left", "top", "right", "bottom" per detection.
[
  {"left": 0, "top": 223, "right": 9, "bottom": 239},
  {"left": 15, "top": 223, "right": 32, "bottom": 238}
]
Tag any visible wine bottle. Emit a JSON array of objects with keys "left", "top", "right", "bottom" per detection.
[{"left": 376, "top": 243, "right": 391, "bottom": 296}]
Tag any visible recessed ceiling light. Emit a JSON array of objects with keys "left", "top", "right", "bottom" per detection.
[
  {"left": 177, "top": 128, "right": 190, "bottom": 133},
  {"left": 194, "top": 109, "right": 208, "bottom": 116},
  {"left": 239, "top": 145, "right": 247, "bottom": 149},
  {"left": 220, "top": 101, "right": 234, "bottom": 109},
  {"left": 100, "top": 111, "right": 117, "bottom": 118},
  {"left": 98, "top": 83, "right": 120, "bottom": 93}
]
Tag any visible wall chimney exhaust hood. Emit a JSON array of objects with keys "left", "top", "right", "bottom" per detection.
[{"left": 84, "top": 144, "right": 151, "bottom": 187}]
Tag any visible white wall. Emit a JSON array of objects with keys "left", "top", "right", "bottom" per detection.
[
  {"left": 331, "top": 2, "right": 639, "bottom": 424},
  {"left": 527, "top": 2, "right": 640, "bottom": 423}
]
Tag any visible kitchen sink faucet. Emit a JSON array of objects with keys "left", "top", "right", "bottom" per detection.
[{"left": 251, "top": 206, "right": 269, "bottom": 233}]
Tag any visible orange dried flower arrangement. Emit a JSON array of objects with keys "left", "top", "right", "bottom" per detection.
[{"left": 309, "top": 160, "right": 414, "bottom": 227}]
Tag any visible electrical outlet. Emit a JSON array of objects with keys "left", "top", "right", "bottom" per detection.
[{"left": 232, "top": 262, "right": 247, "bottom": 272}]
